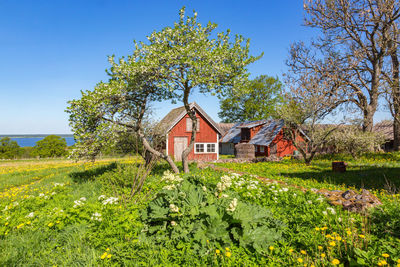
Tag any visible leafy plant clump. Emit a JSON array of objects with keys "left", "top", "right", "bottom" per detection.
[{"left": 139, "top": 171, "right": 285, "bottom": 255}]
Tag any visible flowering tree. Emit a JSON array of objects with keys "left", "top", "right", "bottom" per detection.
[
  {"left": 129, "top": 7, "right": 261, "bottom": 172},
  {"left": 67, "top": 7, "right": 259, "bottom": 173}
]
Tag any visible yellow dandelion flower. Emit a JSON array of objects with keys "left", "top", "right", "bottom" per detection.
[
  {"left": 297, "top": 258, "right": 303, "bottom": 263},
  {"left": 382, "top": 253, "right": 389, "bottom": 258},
  {"left": 288, "top": 249, "right": 294, "bottom": 254},
  {"left": 100, "top": 252, "right": 107, "bottom": 259},
  {"left": 378, "top": 260, "right": 387, "bottom": 266},
  {"left": 225, "top": 247, "right": 230, "bottom": 251},
  {"left": 107, "top": 254, "right": 111, "bottom": 259},
  {"left": 26, "top": 221, "right": 31, "bottom": 225},
  {"left": 347, "top": 230, "right": 352, "bottom": 235},
  {"left": 326, "top": 234, "right": 332, "bottom": 239},
  {"left": 329, "top": 241, "right": 336, "bottom": 247},
  {"left": 216, "top": 249, "right": 220, "bottom": 254},
  {"left": 269, "top": 246, "right": 274, "bottom": 251},
  {"left": 315, "top": 227, "right": 320, "bottom": 231},
  {"left": 359, "top": 234, "right": 365, "bottom": 238},
  {"left": 300, "top": 250, "right": 306, "bottom": 255},
  {"left": 336, "top": 236, "right": 342, "bottom": 241},
  {"left": 397, "top": 259, "right": 400, "bottom": 263},
  {"left": 318, "top": 246, "right": 323, "bottom": 250},
  {"left": 332, "top": 259, "right": 340, "bottom": 265},
  {"left": 48, "top": 222, "right": 54, "bottom": 227},
  {"left": 225, "top": 251, "right": 231, "bottom": 257},
  {"left": 16, "top": 223, "right": 24, "bottom": 229},
  {"left": 321, "top": 253, "right": 326, "bottom": 258},
  {"left": 106, "top": 248, "right": 110, "bottom": 251}
]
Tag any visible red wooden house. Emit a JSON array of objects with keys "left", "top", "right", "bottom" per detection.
[
  {"left": 158, "top": 102, "right": 222, "bottom": 161},
  {"left": 220, "top": 119, "right": 306, "bottom": 157}
]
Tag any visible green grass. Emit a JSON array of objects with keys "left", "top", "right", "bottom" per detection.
[{"left": 0, "top": 154, "right": 399, "bottom": 266}]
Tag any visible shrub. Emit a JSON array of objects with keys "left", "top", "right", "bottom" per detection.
[{"left": 139, "top": 171, "right": 285, "bottom": 255}]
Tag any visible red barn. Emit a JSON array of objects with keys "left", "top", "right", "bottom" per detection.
[
  {"left": 159, "top": 102, "right": 222, "bottom": 161},
  {"left": 220, "top": 119, "right": 306, "bottom": 157}
]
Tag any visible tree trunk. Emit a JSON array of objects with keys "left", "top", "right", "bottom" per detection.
[
  {"left": 362, "top": 107, "right": 374, "bottom": 132},
  {"left": 181, "top": 99, "right": 197, "bottom": 173},
  {"left": 137, "top": 130, "right": 179, "bottom": 174},
  {"left": 391, "top": 49, "right": 400, "bottom": 151}
]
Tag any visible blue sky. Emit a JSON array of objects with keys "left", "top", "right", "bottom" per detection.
[{"left": 0, "top": 0, "right": 392, "bottom": 134}]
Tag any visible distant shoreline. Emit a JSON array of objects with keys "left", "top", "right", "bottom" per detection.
[{"left": 0, "top": 134, "right": 74, "bottom": 138}]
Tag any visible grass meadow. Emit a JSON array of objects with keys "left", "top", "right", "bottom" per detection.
[{"left": 0, "top": 154, "right": 399, "bottom": 266}]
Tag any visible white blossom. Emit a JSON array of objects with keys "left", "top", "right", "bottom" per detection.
[
  {"left": 227, "top": 198, "right": 238, "bottom": 212},
  {"left": 169, "top": 204, "right": 179, "bottom": 213}
]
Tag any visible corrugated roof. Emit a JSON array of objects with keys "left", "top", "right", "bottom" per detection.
[
  {"left": 220, "top": 122, "right": 242, "bottom": 143},
  {"left": 158, "top": 102, "right": 222, "bottom": 135},
  {"left": 249, "top": 119, "right": 284, "bottom": 146},
  {"left": 220, "top": 119, "right": 285, "bottom": 146},
  {"left": 237, "top": 119, "right": 268, "bottom": 128}
]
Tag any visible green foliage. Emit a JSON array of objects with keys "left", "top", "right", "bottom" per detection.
[
  {"left": 140, "top": 172, "right": 284, "bottom": 255},
  {"left": 0, "top": 137, "right": 22, "bottom": 159},
  {"left": 1, "top": 156, "right": 400, "bottom": 265},
  {"left": 219, "top": 75, "right": 282, "bottom": 122},
  {"left": 326, "top": 126, "right": 385, "bottom": 158},
  {"left": 33, "top": 135, "right": 68, "bottom": 158}
]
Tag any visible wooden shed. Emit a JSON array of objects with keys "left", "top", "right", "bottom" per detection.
[
  {"left": 220, "top": 119, "right": 304, "bottom": 158},
  {"left": 158, "top": 102, "right": 222, "bottom": 161}
]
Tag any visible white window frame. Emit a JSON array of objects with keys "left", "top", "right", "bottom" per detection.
[
  {"left": 194, "top": 143, "right": 217, "bottom": 154},
  {"left": 260, "top": 146, "right": 265, "bottom": 153}
]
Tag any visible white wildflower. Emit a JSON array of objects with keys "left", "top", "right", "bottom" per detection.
[
  {"left": 73, "top": 200, "right": 83, "bottom": 208},
  {"left": 80, "top": 197, "right": 87, "bottom": 201},
  {"left": 163, "top": 185, "right": 176, "bottom": 190},
  {"left": 169, "top": 204, "right": 179, "bottom": 213},
  {"left": 161, "top": 170, "right": 183, "bottom": 183},
  {"left": 171, "top": 221, "right": 177, "bottom": 226},
  {"left": 221, "top": 194, "right": 229, "bottom": 198},
  {"left": 307, "top": 200, "right": 313, "bottom": 204},
  {"left": 26, "top": 212, "right": 34, "bottom": 218},
  {"left": 90, "top": 212, "right": 102, "bottom": 221},
  {"left": 226, "top": 198, "right": 238, "bottom": 212},
  {"left": 202, "top": 186, "right": 207, "bottom": 192},
  {"left": 322, "top": 211, "right": 327, "bottom": 216},
  {"left": 98, "top": 195, "right": 106, "bottom": 200},
  {"left": 39, "top": 193, "right": 45, "bottom": 197},
  {"left": 326, "top": 207, "right": 336, "bottom": 215},
  {"left": 282, "top": 188, "right": 289, "bottom": 192},
  {"left": 102, "top": 197, "right": 118, "bottom": 205}
]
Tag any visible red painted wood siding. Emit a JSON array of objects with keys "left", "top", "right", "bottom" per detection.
[
  {"left": 168, "top": 110, "right": 218, "bottom": 161},
  {"left": 268, "top": 129, "right": 305, "bottom": 157}
]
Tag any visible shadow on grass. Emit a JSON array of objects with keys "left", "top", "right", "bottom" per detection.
[
  {"left": 70, "top": 162, "right": 118, "bottom": 183},
  {"left": 280, "top": 166, "right": 400, "bottom": 191}
]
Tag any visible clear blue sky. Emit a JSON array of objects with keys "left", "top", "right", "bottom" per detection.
[{"left": 0, "top": 0, "right": 391, "bottom": 134}]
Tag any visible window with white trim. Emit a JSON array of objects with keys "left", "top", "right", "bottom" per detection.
[
  {"left": 195, "top": 143, "right": 217, "bottom": 153},
  {"left": 260, "top": 146, "right": 265, "bottom": 153},
  {"left": 186, "top": 118, "right": 200, "bottom": 132}
]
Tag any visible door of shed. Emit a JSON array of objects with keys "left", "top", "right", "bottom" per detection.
[{"left": 174, "top": 137, "right": 187, "bottom": 161}]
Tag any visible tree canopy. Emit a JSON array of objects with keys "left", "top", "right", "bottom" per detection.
[
  {"left": 0, "top": 137, "right": 22, "bottom": 159},
  {"left": 218, "top": 75, "right": 282, "bottom": 123},
  {"left": 33, "top": 135, "right": 68, "bottom": 158},
  {"left": 66, "top": 7, "right": 260, "bottom": 173}
]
